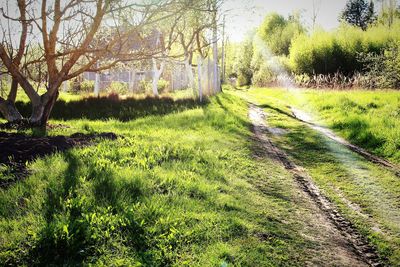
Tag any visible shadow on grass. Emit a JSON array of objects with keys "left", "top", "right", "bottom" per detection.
[
  {"left": 27, "top": 152, "right": 86, "bottom": 265},
  {"left": 25, "top": 152, "right": 148, "bottom": 266},
  {"left": 15, "top": 95, "right": 205, "bottom": 122},
  {"left": 0, "top": 132, "right": 117, "bottom": 189},
  {"left": 258, "top": 104, "right": 296, "bottom": 120},
  {"left": 213, "top": 94, "right": 253, "bottom": 130}
]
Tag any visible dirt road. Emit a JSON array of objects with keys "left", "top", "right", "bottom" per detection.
[{"left": 249, "top": 104, "right": 382, "bottom": 267}]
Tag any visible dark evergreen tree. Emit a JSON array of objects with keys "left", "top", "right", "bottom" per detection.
[{"left": 341, "top": 0, "right": 376, "bottom": 30}]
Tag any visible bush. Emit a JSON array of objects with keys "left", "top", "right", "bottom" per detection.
[
  {"left": 78, "top": 80, "right": 95, "bottom": 93},
  {"left": 158, "top": 79, "right": 169, "bottom": 93},
  {"left": 252, "top": 55, "right": 291, "bottom": 86},
  {"left": 289, "top": 22, "right": 400, "bottom": 75},
  {"left": 138, "top": 80, "right": 151, "bottom": 93},
  {"left": 361, "top": 41, "right": 400, "bottom": 88},
  {"left": 233, "top": 34, "right": 254, "bottom": 86},
  {"left": 106, "top": 81, "right": 129, "bottom": 95}
]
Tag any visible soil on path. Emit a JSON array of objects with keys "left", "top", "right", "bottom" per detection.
[
  {"left": 249, "top": 104, "right": 382, "bottom": 267},
  {"left": 0, "top": 131, "right": 117, "bottom": 188}
]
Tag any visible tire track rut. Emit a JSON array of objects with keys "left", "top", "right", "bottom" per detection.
[{"left": 249, "top": 104, "right": 383, "bottom": 267}]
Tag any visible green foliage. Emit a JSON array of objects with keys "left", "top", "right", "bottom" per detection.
[
  {"left": 341, "top": 0, "right": 376, "bottom": 30},
  {"left": 107, "top": 82, "right": 129, "bottom": 95},
  {"left": 79, "top": 80, "right": 95, "bottom": 93},
  {"left": 376, "top": 0, "right": 400, "bottom": 27},
  {"left": 251, "top": 52, "right": 291, "bottom": 87},
  {"left": 234, "top": 35, "right": 254, "bottom": 86},
  {"left": 258, "top": 12, "right": 305, "bottom": 56},
  {"left": 289, "top": 22, "right": 400, "bottom": 76},
  {"left": 235, "top": 12, "right": 303, "bottom": 87},
  {"left": 138, "top": 80, "right": 152, "bottom": 93},
  {"left": 360, "top": 41, "right": 400, "bottom": 88},
  {"left": 157, "top": 79, "right": 169, "bottom": 93}
]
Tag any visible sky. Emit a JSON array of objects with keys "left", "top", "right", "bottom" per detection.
[{"left": 223, "top": 0, "right": 349, "bottom": 42}]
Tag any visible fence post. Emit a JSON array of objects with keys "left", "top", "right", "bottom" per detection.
[
  {"left": 129, "top": 69, "right": 136, "bottom": 93},
  {"left": 207, "top": 57, "right": 211, "bottom": 95},
  {"left": 94, "top": 71, "right": 100, "bottom": 96},
  {"left": 197, "top": 56, "right": 203, "bottom": 102},
  {"left": 63, "top": 81, "right": 68, "bottom": 92}
]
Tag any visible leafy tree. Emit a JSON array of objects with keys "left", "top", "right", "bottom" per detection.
[
  {"left": 340, "top": 0, "right": 376, "bottom": 30},
  {"left": 234, "top": 32, "right": 254, "bottom": 86},
  {"left": 257, "top": 12, "right": 304, "bottom": 56}
]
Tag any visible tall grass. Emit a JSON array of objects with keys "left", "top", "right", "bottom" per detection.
[
  {"left": 289, "top": 22, "right": 400, "bottom": 75},
  {"left": 299, "top": 90, "right": 400, "bottom": 162}
]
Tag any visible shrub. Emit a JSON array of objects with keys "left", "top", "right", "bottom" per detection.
[
  {"left": 158, "top": 79, "right": 169, "bottom": 93},
  {"left": 138, "top": 80, "right": 151, "bottom": 93},
  {"left": 79, "top": 80, "right": 95, "bottom": 93},
  {"left": 361, "top": 41, "right": 400, "bottom": 88},
  {"left": 252, "top": 55, "right": 291, "bottom": 86},
  {"left": 289, "top": 22, "right": 400, "bottom": 75},
  {"left": 106, "top": 81, "right": 129, "bottom": 95}
]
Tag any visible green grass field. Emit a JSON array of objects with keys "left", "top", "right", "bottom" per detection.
[
  {"left": 1, "top": 87, "right": 400, "bottom": 265},
  {"left": 235, "top": 87, "right": 400, "bottom": 265},
  {"left": 0, "top": 92, "right": 353, "bottom": 266}
]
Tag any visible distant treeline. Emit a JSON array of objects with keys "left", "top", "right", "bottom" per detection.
[{"left": 228, "top": 1, "right": 400, "bottom": 89}]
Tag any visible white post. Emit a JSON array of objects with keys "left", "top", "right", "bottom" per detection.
[
  {"left": 152, "top": 58, "right": 165, "bottom": 97},
  {"left": 184, "top": 56, "right": 195, "bottom": 90},
  {"left": 62, "top": 81, "right": 68, "bottom": 92},
  {"left": 131, "top": 69, "right": 137, "bottom": 93},
  {"left": 171, "top": 68, "right": 175, "bottom": 91},
  {"left": 94, "top": 71, "right": 100, "bottom": 96},
  {"left": 207, "top": 57, "right": 212, "bottom": 95},
  {"left": 221, "top": 15, "right": 226, "bottom": 84},
  {"left": 212, "top": 5, "right": 219, "bottom": 93},
  {"left": 197, "top": 56, "right": 203, "bottom": 102}
]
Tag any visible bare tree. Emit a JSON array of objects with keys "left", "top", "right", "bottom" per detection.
[
  {"left": 0, "top": 0, "right": 188, "bottom": 126},
  {"left": 312, "top": 0, "right": 321, "bottom": 31}
]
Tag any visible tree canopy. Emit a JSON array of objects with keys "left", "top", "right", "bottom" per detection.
[
  {"left": 257, "top": 12, "right": 304, "bottom": 56},
  {"left": 341, "top": 0, "right": 376, "bottom": 30}
]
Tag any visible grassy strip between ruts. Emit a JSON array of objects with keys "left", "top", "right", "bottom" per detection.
[
  {"left": 1, "top": 92, "right": 360, "bottom": 266},
  {"left": 236, "top": 87, "right": 400, "bottom": 265}
]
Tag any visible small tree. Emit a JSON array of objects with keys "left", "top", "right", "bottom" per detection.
[
  {"left": 257, "top": 12, "right": 304, "bottom": 56},
  {"left": 234, "top": 32, "right": 254, "bottom": 86},
  {"left": 340, "top": 0, "right": 376, "bottom": 30}
]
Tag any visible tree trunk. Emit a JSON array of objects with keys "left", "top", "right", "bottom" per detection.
[
  {"left": 0, "top": 99, "right": 23, "bottom": 122},
  {"left": 29, "top": 90, "right": 59, "bottom": 127},
  {"left": 152, "top": 77, "right": 159, "bottom": 96},
  {"left": 184, "top": 57, "right": 195, "bottom": 90},
  {"left": 197, "top": 55, "right": 203, "bottom": 102},
  {"left": 0, "top": 78, "right": 23, "bottom": 122}
]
